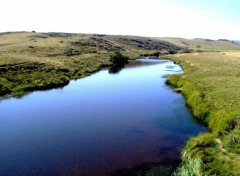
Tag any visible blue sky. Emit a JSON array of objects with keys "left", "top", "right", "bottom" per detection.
[
  {"left": 178, "top": 0, "right": 240, "bottom": 22},
  {"left": 0, "top": 0, "right": 239, "bottom": 39}
]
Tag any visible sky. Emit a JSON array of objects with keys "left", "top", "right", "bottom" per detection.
[{"left": 0, "top": 0, "right": 240, "bottom": 39}]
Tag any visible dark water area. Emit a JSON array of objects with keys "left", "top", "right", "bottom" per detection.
[{"left": 0, "top": 59, "right": 206, "bottom": 176}]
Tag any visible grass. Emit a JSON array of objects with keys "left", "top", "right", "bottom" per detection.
[
  {"left": 164, "top": 51, "right": 240, "bottom": 175},
  {"left": 173, "top": 158, "right": 203, "bottom": 176},
  {"left": 0, "top": 62, "right": 71, "bottom": 97}
]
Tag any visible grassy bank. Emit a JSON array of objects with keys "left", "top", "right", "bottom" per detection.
[
  {"left": 0, "top": 55, "right": 112, "bottom": 97},
  {"left": 164, "top": 52, "right": 240, "bottom": 175}
]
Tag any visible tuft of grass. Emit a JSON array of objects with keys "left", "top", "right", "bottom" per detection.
[{"left": 173, "top": 158, "right": 203, "bottom": 176}]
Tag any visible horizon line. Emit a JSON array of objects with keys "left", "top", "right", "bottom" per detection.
[{"left": 0, "top": 30, "right": 239, "bottom": 41}]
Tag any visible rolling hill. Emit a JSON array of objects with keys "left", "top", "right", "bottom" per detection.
[
  {"left": 158, "top": 37, "right": 240, "bottom": 51},
  {"left": 0, "top": 31, "right": 240, "bottom": 97}
]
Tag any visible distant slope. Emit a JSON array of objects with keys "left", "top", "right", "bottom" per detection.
[
  {"left": 233, "top": 40, "right": 240, "bottom": 44},
  {"left": 102, "top": 35, "right": 181, "bottom": 51},
  {"left": 41, "top": 32, "right": 182, "bottom": 52},
  {"left": 157, "top": 37, "right": 240, "bottom": 51},
  {"left": 0, "top": 32, "right": 181, "bottom": 66}
]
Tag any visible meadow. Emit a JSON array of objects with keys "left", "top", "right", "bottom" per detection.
[{"left": 165, "top": 52, "right": 240, "bottom": 175}]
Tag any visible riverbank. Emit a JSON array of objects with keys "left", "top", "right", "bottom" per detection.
[
  {"left": 164, "top": 51, "right": 240, "bottom": 175},
  {"left": 0, "top": 61, "right": 112, "bottom": 98}
]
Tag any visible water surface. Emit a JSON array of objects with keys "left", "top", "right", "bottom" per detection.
[{"left": 0, "top": 59, "right": 206, "bottom": 176}]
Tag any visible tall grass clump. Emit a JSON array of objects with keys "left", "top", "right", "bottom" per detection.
[{"left": 174, "top": 158, "right": 203, "bottom": 176}]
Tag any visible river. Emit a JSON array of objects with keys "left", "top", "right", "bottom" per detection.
[{"left": 0, "top": 59, "right": 206, "bottom": 176}]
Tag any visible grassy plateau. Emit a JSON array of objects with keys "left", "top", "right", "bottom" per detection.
[{"left": 0, "top": 31, "right": 240, "bottom": 175}]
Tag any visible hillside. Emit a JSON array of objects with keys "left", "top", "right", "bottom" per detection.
[
  {"left": 158, "top": 37, "right": 240, "bottom": 51},
  {"left": 0, "top": 31, "right": 240, "bottom": 96},
  {"left": 233, "top": 40, "right": 240, "bottom": 44},
  {"left": 0, "top": 32, "right": 182, "bottom": 97},
  {"left": 1, "top": 32, "right": 240, "bottom": 97}
]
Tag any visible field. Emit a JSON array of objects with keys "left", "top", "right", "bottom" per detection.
[{"left": 165, "top": 52, "right": 240, "bottom": 175}]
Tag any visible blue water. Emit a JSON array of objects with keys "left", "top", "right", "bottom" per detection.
[{"left": 0, "top": 59, "right": 206, "bottom": 176}]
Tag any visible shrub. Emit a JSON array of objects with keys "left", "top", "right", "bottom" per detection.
[
  {"left": 109, "top": 51, "right": 129, "bottom": 66},
  {"left": 168, "top": 49, "right": 177, "bottom": 54},
  {"left": 150, "top": 51, "right": 161, "bottom": 57}
]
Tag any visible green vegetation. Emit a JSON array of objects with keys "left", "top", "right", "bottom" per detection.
[
  {"left": 173, "top": 158, "right": 203, "bottom": 176},
  {"left": 165, "top": 52, "right": 240, "bottom": 175},
  {"left": 139, "top": 51, "right": 161, "bottom": 58},
  {"left": 0, "top": 62, "right": 70, "bottom": 97},
  {"left": 109, "top": 51, "right": 129, "bottom": 66}
]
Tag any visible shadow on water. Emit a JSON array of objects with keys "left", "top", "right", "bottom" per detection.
[
  {"left": 0, "top": 82, "right": 68, "bottom": 102},
  {"left": 109, "top": 161, "right": 180, "bottom": 176},
  {"left": 108, "top": 58, "right": 169, "bottom": 75},
  {"left": 108, "top": 65, "right": 125, "bottom": 74}
]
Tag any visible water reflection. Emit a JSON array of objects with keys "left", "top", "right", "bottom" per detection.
[{"left": 108, "top": 65, "right": 124, "bottom": 74}]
